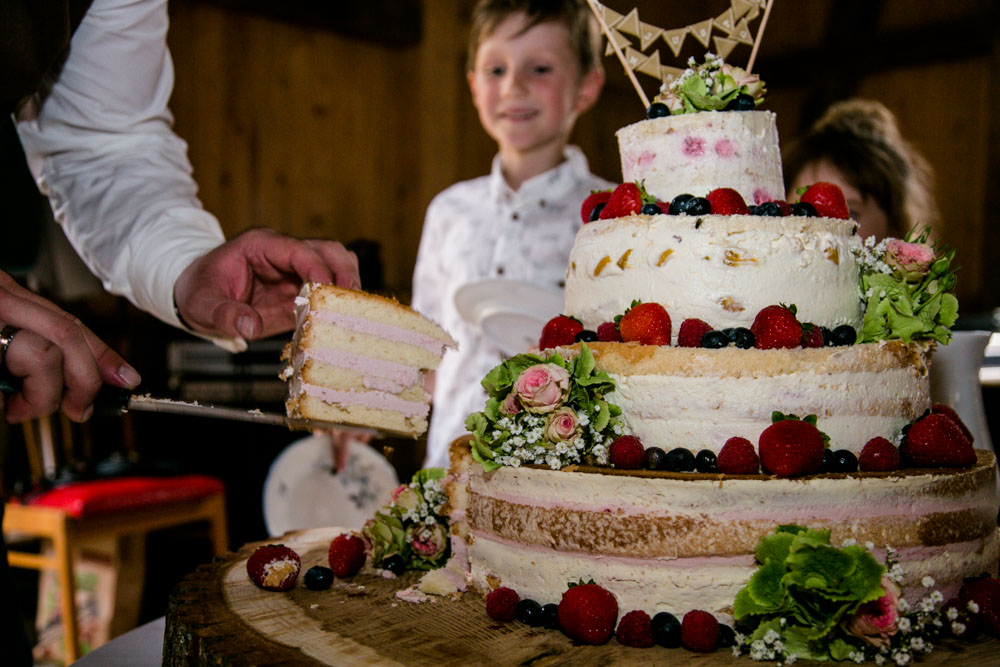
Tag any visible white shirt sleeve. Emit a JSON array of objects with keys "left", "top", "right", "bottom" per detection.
[{"left": 14, "top": 0, "right": 225, "bottom": 331}]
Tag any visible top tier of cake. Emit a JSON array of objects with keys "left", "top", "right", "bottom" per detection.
[{"left": 617, "top": 110, "right": 784, "bottom": 205}]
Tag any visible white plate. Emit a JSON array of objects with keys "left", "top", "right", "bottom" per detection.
[
  {"left": 263, "top": 434, "right": 399, "bottom": 536},
  {"left": 455, "top": 279, "right": 563, "bottom": 355}
]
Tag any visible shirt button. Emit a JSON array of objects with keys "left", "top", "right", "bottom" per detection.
[
  {"left": 511, "top": 212, "right": 519, "bottom": 220},
  {"left": 497, "top": 266, "right": 505, "bottom": 275},
  {"left": 539, "top": 200, "right": 546, "bottom": 208}
]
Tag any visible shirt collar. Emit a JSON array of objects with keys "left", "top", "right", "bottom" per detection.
[{"left": 488, "top": 145, "right": 592, "bottom": 205}]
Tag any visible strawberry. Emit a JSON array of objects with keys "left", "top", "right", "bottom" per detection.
[
  {"left": 328, "top": 533, "right": 366, "bottom": 577},
  {"left": 799, "top": 182, "right": 850, "bottom": 219},
  {"left": 485, "top": 586, "right": 520, "bottom": 621},
  {"left": 618, "top": 301, "right": 672, "bottom": 346},
  {"left": 758, "top": 418, "right": 825, "bottom": 477},
  {"left": 858, "top": 437, "right": 901, "bottom": 472},
  {"left": 800, "top": 323, "right": 824, "bottom": 348},
  {"left": 681, "top": 609, "right": 719, "bottom": 653},
  {"left": 580, "top": 189, "right": 612, "bottom": 224},
  {"left": 616, "top": 610, "right": 654, "bottom": 648},
  {"left": 557, "top": 582, "right": 619, "bottom": 645},
  {"left": 596, "top": 321, "right": 622, "bottom": 342},
  {"left": 706, "top": 187, "right": 749, "bottom": 215},
  {"left": 930, "top": 403, "right": 975, "bottom": 443},
  {"left": 900, "top": 413, "right": 976, "bottom": 467},
  {"left": 717, "top": 436, "right": 760, "bottom": 474},
  {"left": 600, "top": 182, "right": 643, "bottom": 219},
  {"left": 609, "top": 435, "right": 644, "bottom": 470},
  {"left": 246, "top": 544, "right": 301, "bottom": 591},
  {"left": 539, "top": 315, "right": 582, "bottom": 350},
  {"left": 751, "top": 304, "right": 803, "bottom": 350},
  {"left": 677, "top": 318, "right": 713, "bottom": 347},
  {"left": 959, "top": 576, "right": 1000, "bottom": 637}
]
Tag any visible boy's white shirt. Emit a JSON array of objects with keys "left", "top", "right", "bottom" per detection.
[{"left": 412, "top": 146, "right": 612, "bottom": 469}]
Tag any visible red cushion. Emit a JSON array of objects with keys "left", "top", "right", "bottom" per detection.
[{"left": 15, "top": 475, "right": 225, "bottom": 518}]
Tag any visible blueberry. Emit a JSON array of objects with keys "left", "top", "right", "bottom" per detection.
[
  {"left": 669, "top": 194, "right": 694, "bottom": 215},
  {"left": 820, "top": 326, "right": 834, "bottom": 346},
  {"left": 695, "top": 449, "right": 718, "bottom": 473},
  {"left": 731, "top": 327, "right": 755, "bottom": 349},
  {"left": 641, "top": 202, "right": 662, "bottom": 215},
  {"left": 791, "top": 201, "right": 818, "bottom": 217},
  {"left": 721, "top": 327, "right": 737, "bottom": 340},
  {"left": 304, "top": 565, "right": 334, "bottom": 590},
  {"left": 747, "top": 205, "right": 759, "bottom": 215},
  {"left": 701, "top": 330, "right": 729, "bottom": 349},
  {"left": 756, "top": 201, "right": 783, "bottom": 216},
  {"left": 382, "top": 554, "right": 406, "bottom": 575},
  {"left": 516, "top": 599, "right": 544, "bottom": 626},
  {"left": 589, "top": 202, "right": 606, "bottom": 221},
  {"left": 644, "top": 446, "right": 668, "bottom": 471},
  {"left": 724, "top": 93, "right": 756, "bottom": 111},
  {"left": 651, "top": 611, "right": 682, "bottom": 647},
  {"left": 574, "top": 329, "right": 598, "bottom": 343},
  {"left": 647, "top": 102, "right": 670, "bottom": 119},
  {"left": 820, "top": 449, "right": 837, "bottom": 473},
  {"left": 540, "top": 603, "right": 560, "bottom": 629},
  {"left": 831, "top": 324, "right": 857, "bottom": 346},
  {"left": 682, "top": 196, "right": 711, "bottom": 216},
  {"left": 666, "top": 448, "right": 695, "bottom": 472},
  {"left": 717, "top": 624, "right": 737, "bottom": 648},
  {"left": 833, "top": 449, "right": 859, "bottom": 473}
]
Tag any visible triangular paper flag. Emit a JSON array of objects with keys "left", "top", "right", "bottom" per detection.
[
  {"left": 623, "top": 46, "right": 647, "bottom": 71},
  {"left": 601, "top": 6, "right": 625, "bottom": 28},
  {"left": 639, "top": 21, "right": 664, "bottom": 51},
  {"left": 662, "top": 28, "right": 687, "bottom": 57},
  {"left": 713, "top": 36, "right": 738, "bottom": 60},
  {"left": 616, "top": 8, "right": 641, "bottom": 37},
  {"left": 688, "top": 19, "right": 713, "bottom": 47},
  {"left": 660, "top": 65, "right": 686, "bottom": 88},
  {"left": 603, "top": 28, "right": 632, "bottom": 57},
  {"left": 635, "top": 49, "right": 662, "bottom": 78},
  {"left": 731, "top": 0, "right": 755, "bottom": 20},
  {"left": 713, "top": 8, "right": 736, "bottom": 34},
  {"left": 731, "top": 18, "right": 754, "bottom": 45}
]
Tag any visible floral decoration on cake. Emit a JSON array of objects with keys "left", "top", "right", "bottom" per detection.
[
  {"left": 653, "top": 53, "right": 766, "bottom": 115},
  {"left": 466, "top": 343, "right": 625, "bottom": 472},
  {"left": 856, "top": 228, "right": 958, "bottom": 344},
  {"left": 362, "top": 468, "right": 449, "bottom": 571},
  {"left": 733, "top": 525, "right": 963, "bottom": 663}
]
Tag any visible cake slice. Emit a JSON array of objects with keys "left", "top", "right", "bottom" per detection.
[{"left": 281, "top": 283, "right": 455, "bottom": 436}]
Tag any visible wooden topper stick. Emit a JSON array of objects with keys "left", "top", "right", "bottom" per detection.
[
  {"left": 746, "top": 0, "right": 774, "bottom": 74},
  {"left": 584, "top": 0, "right": 651, "bottom": 109}
]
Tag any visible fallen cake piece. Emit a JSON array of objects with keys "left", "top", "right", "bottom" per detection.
[{"left": 282, "top": 283, "right": 455, "bottom": 436}]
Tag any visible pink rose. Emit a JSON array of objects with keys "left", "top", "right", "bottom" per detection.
[
  {"left": 513, "top": 364, "right": 570, "bottom": 414},
  {"left": 390, "top": 484, "right": 409, "bottom": 502},
  {"left": 407, "top": 523, "right": 447, "bottom": 560},
  {"left": 545, "top": 407, "right": 580, "bottom": 443},
  {"left": 500, "top": 392, "right": 522, "bottom": 416},
  {"left": 844, "top": 577, "right": 901, "bottom": 648},
  {"left": 885, "top": 239, "right": 934, "bottom": 279}
]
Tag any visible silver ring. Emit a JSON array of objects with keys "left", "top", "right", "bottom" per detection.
[{"left": 0, "top": 325, "right": 20, "bottom": 369}]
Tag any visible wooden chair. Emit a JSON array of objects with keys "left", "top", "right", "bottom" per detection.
[{"left": 1, "top": 414, "right": 228, "bottom": 663}]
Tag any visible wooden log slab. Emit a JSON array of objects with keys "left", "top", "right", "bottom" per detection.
[{"left": 164, "top": 527, "right": 1000, "bottom": 666}]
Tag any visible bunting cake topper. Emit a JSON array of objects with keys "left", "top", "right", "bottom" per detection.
[{"left": 584, "top": 0, "right": 775, "bottom": 109}]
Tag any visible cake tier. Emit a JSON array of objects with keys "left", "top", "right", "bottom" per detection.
[
  {"left": 564, "top": 214, "right": 863, "bottom": 334},
  {"left": 567, "top": 340, "right": 932, "bottom": 454},
  {"left": 453, "top": 441, "right": 999, "bottom": 622},
  {"left": 617, "top": 111, "right": 784, "bottom": 205}
]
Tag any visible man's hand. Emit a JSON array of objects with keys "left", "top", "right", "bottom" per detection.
[{"left": 172, "top": 228, "right": 361, "bottom": 340}]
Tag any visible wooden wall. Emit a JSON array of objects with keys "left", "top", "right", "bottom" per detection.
[{"left": 166, "top": 0, "right": 998, "bottom": 314}]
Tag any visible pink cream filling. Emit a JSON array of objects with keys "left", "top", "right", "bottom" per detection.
[
  {"left": 314, "top": 311, "right": 451, "bottom": 355},
  {"left": 304, "top": 347, "right": 422, "bottom": 393},
  {"left": 303, "top": 383, "right": 428, "bottom": 417}
]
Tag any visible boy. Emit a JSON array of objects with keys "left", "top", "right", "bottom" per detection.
[{"left": 412, "top": 0, "right": 611, "bottom": 468}]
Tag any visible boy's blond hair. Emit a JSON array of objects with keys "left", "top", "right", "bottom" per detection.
[{"left": 467, "top": 0, "right": 603, "bottom": 76}]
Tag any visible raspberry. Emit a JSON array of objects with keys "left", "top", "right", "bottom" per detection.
[
  {"left": 716, "top": 436, "right": 760, "bottom": 474},
  {"left": 959, "top": 576, "right": 1000, "bottom": 637},
  {"left": 801, "top": 324, "right": 824, "bottom": 348},
  {"left": 616, "top": 610, "right": 654, "bottom": 648},
  {"left": 596, "top": 321, "right": 622, "bottom": 342},
  {"left": 609, "top": 435, "right": 645, "bottom": 470},
  {"left": 486, "top": 586, "right": 520, "bottom": 621},
  {"left": 328, "top": 533, "right": 366, "bottom": 577},
  {"left": 558, "top": 583, "right": 619, "bottom": 644},
  {"left": 677, "top": 318, "right": 713, "bottom": 347},
  {"left": 858, "top": 437, "right": 901, "bottom": 472},
  {"left": 681, "top": 609, "right": 719, "bottom": 653}
]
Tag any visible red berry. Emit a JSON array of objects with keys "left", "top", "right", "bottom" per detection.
[
  {"left": 600, "top": 182, "right": 644, "bottom": 219},
  {"left": 558, "top": 583, "right": 619, "bottom": 645},
  {"left": 328, "top": 533, "right": 366, "bottom": 577},
  {"left": 580, "top": 190, "right": 612, "bottom": 224},
  {"left": 539, "top": 315, "right": 583, "bottom": 350},
  {"left": 681, "top": 609, "right": 719, "bottom": 653},
  {"left": 800, "top": 182, "right": 850, "bottom": 219},
  {"left": 800, "top": 324, "right": 824, "bottom": 348},
  {"left": 706, "top": 187, "right": 749, "bottom": 215},
  {"left": 616, "top": 609, "right": 654, "bottom": 648},
  {"left": 609, "top": 435, "right": 645, "bottom": 470},
  {"left": 596, "top": 321, "right": 622, "bottom": 342},
  {"left": 246, "top": 544, "right": 301, "bottom": 591},
  {"left": 758, "top": 419, "right": 825, "bottom": 477},
  {"left": 900, "top": 413, "right": 976, "bottom": 468},
  {"left": 619, "top": 302, "right": 672, "bottom": 346},
  {"left": 858, "top": 437, "right": 901, "bottom": 472},
  {"left": 485, "top": 586, "right": 520, "bottom": 621},
  {"left": 751, "top": 305, "right": 803, "bottom": 350},
  {"left": 678, "top": 318, "right": 713, "bottom": 348},
  {"left": 959, "top": 576, "right": 1000, "bottom": 637},
  {"left": 770, "top": 200, "right": 792, "bottom": 216},
  {"left": 717, "top": 436, "right": 760, "bottom": 474},
  {"left": 930, "top": 403, "right": 975, "bottom": 443}
]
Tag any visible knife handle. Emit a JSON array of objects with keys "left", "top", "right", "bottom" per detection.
[{"left": 0, "top": 375, "right": 130, "bottom": 418}]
